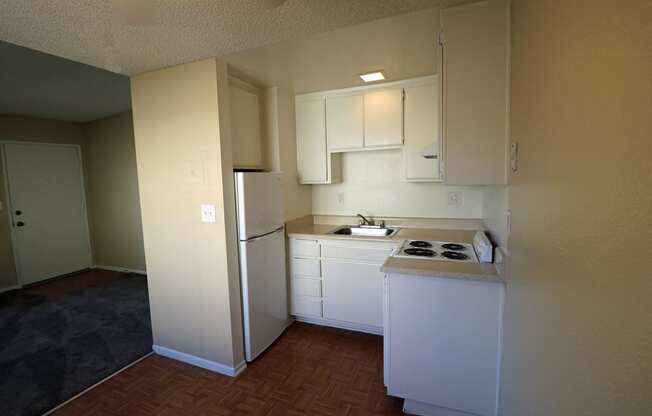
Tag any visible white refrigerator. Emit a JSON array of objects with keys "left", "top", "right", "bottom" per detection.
[{"left": 234, "top": 171, "right": 288, "bottom": 362}]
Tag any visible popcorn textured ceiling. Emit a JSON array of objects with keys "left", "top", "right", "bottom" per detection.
[{"left": 0, "top": 0, "right": 439, "bottom": 75}]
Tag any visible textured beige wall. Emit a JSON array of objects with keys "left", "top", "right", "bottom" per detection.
[
  {"left": 131, "top": 58, "right": 245, "bottom": 367},
  {"left": 501, "top": 1, "right": 652, "bottom": 415},
  {"left": 0, "top": 115, "right": 87, "bottom": 290},
  {"left": 83, "top": 112, "right": 146, "bottom": 272}
]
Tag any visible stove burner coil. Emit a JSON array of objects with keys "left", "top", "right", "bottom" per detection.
[
  {"left": 409, "top": 241, "right": 433, "bottom": 248},
  {"left": 441, "top": 251, "right": 469, "bottom": 260},
  {"left": 403, "top": 248, "right": 436, "bottom": 257},
  {"left": 441, "top": 243, "right": 466, "bottom": 251}
]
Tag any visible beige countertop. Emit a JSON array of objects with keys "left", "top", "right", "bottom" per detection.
[
  {"left": 381, "top": 257, "right": 502, "bottom": 283},
  {"left": 286, "top": 222, "right": 476, "bottom": 244},
  {"left": 286, "top": 221, "right": 503, "bottom": 283}
]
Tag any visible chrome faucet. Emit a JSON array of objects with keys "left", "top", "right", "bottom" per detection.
[{"left": 356, "top": 213, "right": 374, "bottom": 226}]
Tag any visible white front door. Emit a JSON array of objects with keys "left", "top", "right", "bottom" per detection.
[{"left": 2, "top": 143, "right": 92, "bottom": 285}]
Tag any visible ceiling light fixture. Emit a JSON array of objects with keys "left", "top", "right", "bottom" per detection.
[{"left": 360, "top": 71, "right": 386, "bottom": 83}]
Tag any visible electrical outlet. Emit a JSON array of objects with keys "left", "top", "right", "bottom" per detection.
[
  {"left": 447, "top": 191, "right": 464, "bottom": 206},
  {"left": 337, "top": 193, "right": 344, "bottom": 205},
  {"left": 201, "top": 204, "right": 216, "bottom": 223}
]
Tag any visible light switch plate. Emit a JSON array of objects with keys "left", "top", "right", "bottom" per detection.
[
  {"left": 510, "top": 142, "right": 519, "bottom": 173},
  {"left": 201, "top": 204, "right": 216, "bottom": 223},
  {"left": 507, "top": 209, "right": 512, "bottom": 234}
]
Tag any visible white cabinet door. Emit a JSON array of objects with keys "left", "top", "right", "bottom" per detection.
[
  {"left": 386, "top": 273, "right": 503, "bottom": 416},
  {"left": 326, "top": 94, "right": 364, "bottom": 151},
  {"left": 322, "top": 259, "right": 384, "bottom": 328},
  {"left": 404, "top": 81, "right": 440, "bottom": 181},
  {"left": 442, "top": 0, "right": 509, "bottom": 185},
  {"left": 230, "top": 84, "right": 262, "bottom": 168},
  {"left": 364, "top": 88, "right": 403, "bottom": 147},
  {"left": 296, "top": 98, "right": 328, "bottom": 183}
]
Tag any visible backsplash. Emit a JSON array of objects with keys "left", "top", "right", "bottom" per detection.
[{"left": 311, "top": 149, "right": 484, "bottom": 219}]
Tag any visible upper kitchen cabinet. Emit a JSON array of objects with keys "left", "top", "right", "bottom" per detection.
[
  {"left": 403, "top": 77, "right": 439, "bottom": 181},
  {"left": 363, "top": 88, "right": 404, "bottom": 148},
  {"left": 296, "top": 76, "right": 437, "bottom": 184},
  {"left": 230, "top": 78, "right": 263, "bottom": 169},
  {"left": 441, "top": 0, "right": 509, "bottom": 185},
  {"left": 296, "top": 96, "right": 341, "bottom": 184},
  {"left": 324, "top": 86, "right": 403, "bottom": 152},
  {"left": 326, "top": 94, "right": 364, "bottom": 151}
]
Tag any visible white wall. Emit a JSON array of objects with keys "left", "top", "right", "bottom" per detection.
[
  {"left": 131, "top": 58, "right": 245, "bottom": 370},
  {"left": 482, "top": 185, "right": 509, "bottom": 248},
  {"left": 262, "top": 86, "right": 312, "bottom": 221},
  {"left": 84, "top": 112, "right": 146, "bottom": 272},
  {"left": 312, "top": 149, "right": 483, "bottom": 218}
]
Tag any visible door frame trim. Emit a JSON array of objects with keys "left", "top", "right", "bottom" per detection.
[{"left": 0, "top": 141, "right": 93, "bottom": 287}]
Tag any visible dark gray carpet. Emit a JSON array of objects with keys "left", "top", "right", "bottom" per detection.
[{"left": 0, "top": 274, "right": 152, "bottom": 416}]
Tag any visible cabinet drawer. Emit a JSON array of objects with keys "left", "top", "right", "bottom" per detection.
[
  {"left": 290, "top": 238, "right": 320, "bottom": 257},
  {"left": 322, "top": 243, "right": 396, "bottom": 263},
  {"left": 292, "top": 277, "right": 322, "bottom": 297},
  {"left": 292, "top": 296, "right": 323, "bottom": 317},
  {"left": 292, "top": 257, "right": 321, "bottom": 277}
]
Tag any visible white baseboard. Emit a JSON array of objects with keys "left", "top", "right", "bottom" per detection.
[
  {"left": 295, "top": 315, "right": 383, "bottom": 336},
  {"left": 0, "top": 284, "right": 20, "bottom": 294},
  {"left": 153, "top": 344, "right": 247, "bottom": 377},
  {"left": 92, "top": 264, "right": 147, "bottom": 275}
]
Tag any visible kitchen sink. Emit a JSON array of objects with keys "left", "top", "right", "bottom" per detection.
[{"left": 330, "top": 226, "right": 398, "bottom": 237}]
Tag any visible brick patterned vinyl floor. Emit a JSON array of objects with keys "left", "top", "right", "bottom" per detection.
[{"left": 53, "top": 322, "right": 405, "bottom": 416}]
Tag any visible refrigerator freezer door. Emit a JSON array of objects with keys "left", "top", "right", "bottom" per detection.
[
  {"left": 239, "top": 227, "right": 288, "bottom": 362},
  {"left": 235, "top": 172, "right": 285, "bottom": 241}
]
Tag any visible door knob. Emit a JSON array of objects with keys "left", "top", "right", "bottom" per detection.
[
  {"left": 15, "top": 210, "right": 22, "bottom": 216},
  {"left": 16, "top": 221, "right": 25, "bottom": 227}
]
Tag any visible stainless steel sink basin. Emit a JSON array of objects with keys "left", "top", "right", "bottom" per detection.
[{"left": 330, "top": 225, "right": 398, "bottom": 237}]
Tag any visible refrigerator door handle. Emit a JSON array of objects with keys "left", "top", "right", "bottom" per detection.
[{"left": 245, "top": 226, "right": 285, "bottom": 242}]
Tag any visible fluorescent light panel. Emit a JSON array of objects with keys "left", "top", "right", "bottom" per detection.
[{"left": 360, "top": 71, "right": 385, "bottom": 83}]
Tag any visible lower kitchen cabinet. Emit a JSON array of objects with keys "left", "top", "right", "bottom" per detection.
[
  {"left": 322, "top": 259, "right": 384, "bottom": 328},
  {"left": 384, "top": 272, "right": 504, "bottom": 416},
  {"left": 288, "top": 238, "right": 323, "bottom": 318},
  {"left": 288, "top": 236, "right": 398, "bottom": 335}
]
